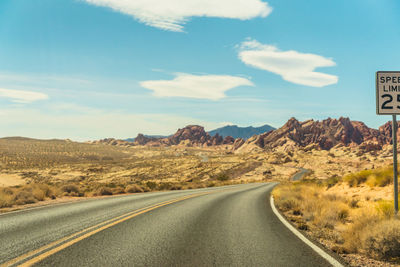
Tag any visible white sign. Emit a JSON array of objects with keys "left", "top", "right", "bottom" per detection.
[{"left": 376, "top": 71, "right": 400, "bottom": 114}]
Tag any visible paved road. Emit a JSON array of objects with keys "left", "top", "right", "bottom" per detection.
[
  {"left": 292, "top": 168, "right": 309, "bottom": 181},
  {"left": 0, "top": 183, "right": 334, "bottom": 266}
]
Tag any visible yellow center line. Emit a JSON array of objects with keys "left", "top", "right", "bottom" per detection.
[{"left": 1, "top": 191, "right": 216, "bottom": 267}]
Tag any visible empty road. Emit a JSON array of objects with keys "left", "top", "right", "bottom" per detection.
[{"left": 0, "top": 183, "right": 339, "bottom": 266}]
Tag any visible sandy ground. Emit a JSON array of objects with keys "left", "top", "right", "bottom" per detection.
[{"left": 0, "top": 174, "right": 25, "bottom": 187}]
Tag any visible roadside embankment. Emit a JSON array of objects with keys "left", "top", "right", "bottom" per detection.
[{"left": 272, "top": 166, "right": 400, "bottom": 267}]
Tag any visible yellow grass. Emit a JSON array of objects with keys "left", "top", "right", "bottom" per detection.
[{"left": 273, "top": 167, "right": 400, "bottom": 263}]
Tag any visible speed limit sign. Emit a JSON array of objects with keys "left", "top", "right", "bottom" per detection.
[
  {"left": 376, "top": 71, "right": 400, "bottom": 215},
  {"left": 376, "top": 71, "right": 400, "bottom": 114}
]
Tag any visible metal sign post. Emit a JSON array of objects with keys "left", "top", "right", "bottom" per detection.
[
  {"left": 376, "top": 71, "right": 400, "bottom": 215},
  {"left": 393, "top": 115, "right": 399, "bottom": 215}
]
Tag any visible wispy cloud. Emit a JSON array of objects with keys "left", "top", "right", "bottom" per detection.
[
  {"left": 238, "top": 39, "right": 338, "bottom": 87},
  {"left": 0, "top": 72, "right": 93, "bottom": 87},
  {"left": 0, "top": 88, "right": 48, "bottom": 103},
  {"left": 140, "top": 73, "right": 253, "bottom": 100},
  {"left": 84, "top": 0, "right": 272, "bottom": 32}
]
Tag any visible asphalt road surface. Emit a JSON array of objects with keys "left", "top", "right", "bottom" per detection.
[
  {"left": 292, "top": 168, "right": 309, "bottom": 181},
  {"left": 0, "top": 183, "right": 336, "bottom": 266}
]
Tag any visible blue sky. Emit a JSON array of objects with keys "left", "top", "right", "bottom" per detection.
[{"left": 0, "top": 0, "right": 399, "bottom": 140}]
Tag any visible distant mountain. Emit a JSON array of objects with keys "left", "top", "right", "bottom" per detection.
[
  {"left": 125, "top": 135, "right": 168, "bottom": 142},
  {"left": 208, "top": 124, "right": 275, "bottom": 140}
]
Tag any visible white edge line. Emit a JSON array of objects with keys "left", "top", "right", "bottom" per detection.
[{"left": 270, "top": 196, "right": 344, "bottom": 267}]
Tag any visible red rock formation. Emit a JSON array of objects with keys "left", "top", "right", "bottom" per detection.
[
  {"left": 232, "top": 138, "right": 245, "bottom": 150},
  {"left": 238, "top": 117, "right": 388, "bottom": 151},
  {"left": 168, "top": 125, "right": 209, "bottom": 145},
  {"left": 223, "top": 136, "right": 235, "bottom": 144},
  {"left": 128, "top": 125, "right": 234, "bottom": 147},
  {"left": 378, "top": 121, "right": 400, "bottom": 144},
  {"left": 134, "top": 134, "right": 157, "bottom": 145},
  {"left": 92, "top": 118, "right": 400, "bottom": 151},
  {"left": 91, "top": 138, "right": 133, "bottom": 147}
]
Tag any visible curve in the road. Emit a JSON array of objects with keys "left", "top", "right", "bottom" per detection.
[{"left": 0, "top": 183, "right": 342, "bottom": 267}]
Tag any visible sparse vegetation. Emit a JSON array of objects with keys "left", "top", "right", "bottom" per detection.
[
  {"left": 125, "top": 184, "right": 144, "bottom": 193},
  {"left": 0, "top": 183, "right": 58, "bottom": 208},
  {"left": 0, "top": 138, "right": 277, "bottom": 211},
  {"left": 344, "top": 167, "right": 393, "bottom": 188},
  {"left": 273, "top": 167, "right": 400, "bottom": 265}
]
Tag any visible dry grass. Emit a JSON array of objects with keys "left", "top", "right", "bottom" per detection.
[
  {"left": 360, "top": 219, "right": 400, "bottom": 260},
  {"left": 125, "top": 184, "right": 144, "bottom": 193},
  {"left": 273, "top": 167, "right": 400, "bottom": 264},
  {"left": 0, "top": 183, "right": 58, "bottom": 208},
  {"left": 0, "top": 137, "right": 132, "bottom": 169},
  {"left": 344, "top": 167, "right": 393, "bottom": 188},
  {"left": 273, "top": 183, "right": 350, "bottom": 230}
]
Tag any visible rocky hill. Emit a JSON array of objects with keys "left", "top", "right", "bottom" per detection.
[
  {"left": 92, "top": 125, "right": 235, "bottom": 147},
  {"left": 124, "top": 135, "right": 168, "bottom": 142},
  {"left": 208, "top": 124, "right": 275, "bottom": 140},
  {"left": 234, "top": 117, "right": 391, "bottom": 152},
  {"left": 91, "top": 118, "right": 400, "bottom": 152}
]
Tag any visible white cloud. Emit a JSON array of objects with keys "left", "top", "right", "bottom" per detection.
[
  {"left": 0, "top": 88, "right": 48, "bottom": 103},
  {"left": 140, "top": 73, "right": 253, "bottom": 100},
  {"left": 238, "top": 39, "right": 338, "bottom": 87},
  {"left": 84, "top": 0, "right": 272, "bottom": 32}
]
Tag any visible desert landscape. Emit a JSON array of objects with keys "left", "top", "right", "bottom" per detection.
[
  {"left": 0, "top": 117, "right": 396, "bottom": 208},
  {"left": 1, "top": 116, "right": 400, "bottom": 266}
]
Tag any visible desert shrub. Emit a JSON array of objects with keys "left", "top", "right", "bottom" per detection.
[
  {"left": 337, "top": 205, "right": 350, "bottom": 221},
  {"left": 376, "top": 200, "right": 394, "bottom": 219},
  {"left": 96, "top": 186, "right": 113, "bottom": 196},
  {"left": 112, "top": 187, "right": 125, "bottom": 194},
  {"left": 158, "top": 182, "right": 172, "bottom": 190},
  {"left": 37, "top": 184, "right": 55, "bottom": 198},
  {"left": 279, "top": 197, "right": 300, "bottom": 211},
  {"left": 342, "top": 208, "right": 380, "bottom": 253},
  {"left": 274, "top": 183, "right": 349, "bottom": 229},
  {"left": 344, "top": 170, "right": 372, "bottom": 187},
  {"left": 207, "top": 182, "right": 215, "bottom": 187},
  {"left": 374, "top": 169, "right": 393, "bottom": 187},
  {"left": 215, "top": 172, "right": 229, "bottom": 181},
  {"left": 348, "top": 198, "right": 359, "bottom": 208},
  {"left": 343, "top": 167, "right": 393, "bottom": 188},
  {"left": 365, "top": 169, "right": 392, "bottom": 187},
  {"left": 361, "top": 219, "right": 400, "bottom": 260},
  {"left": 324, "top": 193, "right": 345, "bottom": 202},
  {"left": 14, "top": 191, "right": 36, "bottom": 205},
  {"left": 32, "top": 186, "right": 46, "bottom": 201},
  {"left": 325, "top": 176, "right": 340, "bottom": 188},
  {"left": 192, "top": 183, "right": 205, "bottom": 189},
  {"left": 170, "top": 184, "right": 182, "bottom": 190},
  {"left": 61, "top": 184, "right": 80, "bottom": 194},
  {"left": 0, "top": 190, "right": 13, "bottom": 208},
  {"left": 146, "top": 181, "right": 157, "bottom": 190},
  {"left": 125, "top": 184, "right": 144, "bottom": 193},
  {"left": 141, "top": 185, "right": 150, "bottom": 192}
]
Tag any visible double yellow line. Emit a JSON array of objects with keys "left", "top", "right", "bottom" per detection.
[{"left": 2, "top": 191, "right": 213, "bottom": 267}]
